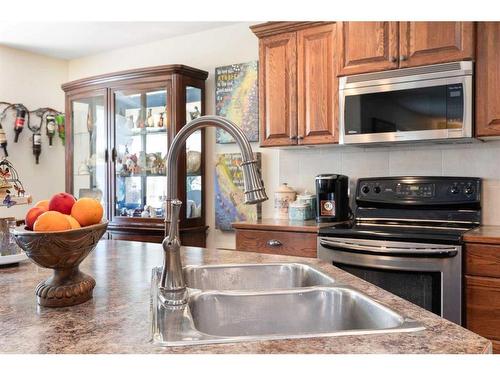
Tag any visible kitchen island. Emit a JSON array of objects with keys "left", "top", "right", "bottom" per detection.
[{"left": 0, "top": 240, "right": 492, "bottom": 354}]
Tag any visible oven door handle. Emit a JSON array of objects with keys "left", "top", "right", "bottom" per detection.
[{"left": 319, "top": 238, "right": 458, "bottom": 256}]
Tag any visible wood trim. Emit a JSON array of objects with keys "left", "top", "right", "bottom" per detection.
[
  {"left": 62, "top": 65, "right": 208, "bottom": 92},
  {"left": 493, "top": 339, "right": 500, "bottom": 354},
  {"left": 250, "top": 21, "right": 334, "bottom": 38}
]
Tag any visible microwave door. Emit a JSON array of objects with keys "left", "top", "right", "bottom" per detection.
[{"left": 339, "top": 75, "right": 472, "bottom": 145}]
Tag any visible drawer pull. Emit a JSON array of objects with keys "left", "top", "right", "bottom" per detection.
[{"left": 267, "top": 239, "right": 282, "bottom": 247}]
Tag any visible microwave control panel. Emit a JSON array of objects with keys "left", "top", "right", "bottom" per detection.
[{"left": 356, "top": 177, "right": 481, "bottom": 205}]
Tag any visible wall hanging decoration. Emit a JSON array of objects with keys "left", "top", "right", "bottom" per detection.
[
  {"left": 0, "top": 101, "right": 63, "bottom": 161},
  {"left": 214, "top": 152, "right": 262, "bottom": 231},
  {"left": 215, "top": 61, "right": 259, "bottom": 144},
  {"left": 0, "top": 157, "right": 32, "bottom": 207}
]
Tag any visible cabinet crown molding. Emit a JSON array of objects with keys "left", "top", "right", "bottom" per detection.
[
  {"left": 250, "top": 21, "right": 334, "bottom": 38},
  {"left": 62, "top": 64, "right": 209, "bottom": 92}
]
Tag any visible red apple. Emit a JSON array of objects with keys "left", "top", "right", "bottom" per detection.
[
  {"left": 25, "top": 207, "right": 47, "bottom": 230},
  {"left": 48, "top": 192, "right": 76, "bottom": 215}
]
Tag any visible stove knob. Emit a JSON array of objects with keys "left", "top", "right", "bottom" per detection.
[
  {"left": 464, "top": 185, "right": 474, "bottom": 195},
  {"left": 450, "top": 185, "right": 459, "bottom": 194},
  {"left": 374, "top": 186, "right": 381, "bottom": 194},
  {"left": 361, "top": 185, "right": 370, "bottom": 194}
]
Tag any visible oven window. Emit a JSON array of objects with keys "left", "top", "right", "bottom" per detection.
[
  {"left": 344, "top": 84, "right": 463, "bottom": 135},
  {"left": 334, "top": 263, "right": 442, "bottom": 316}
]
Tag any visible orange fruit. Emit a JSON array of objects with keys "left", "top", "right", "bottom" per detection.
[
  {"left": 71, "top": 198, "right": 103, "bottom": 227},
  {"left": 33, "top": 211, "right": 72, "bottom": 232},
  {"left": 34, "top": 200, "right": 50, "bottom": 211},
  {"left": 65, "top": 215, "right": 81, "bottom": 229}
]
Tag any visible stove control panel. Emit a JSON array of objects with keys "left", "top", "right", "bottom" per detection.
[{"left": 356, "top": 177, "right": 481, "bottom": 206}]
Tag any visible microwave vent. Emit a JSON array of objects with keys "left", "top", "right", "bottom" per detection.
[{"left": 344, "top": 61, "right": 468, "bottom": 85}]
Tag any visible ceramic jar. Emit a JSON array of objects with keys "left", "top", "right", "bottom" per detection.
[
  {"left": 274, "top": 183, "right": 296, "bottom": 219},
  {"left": 288, "top": 200, "right": 308, "bottom": 221},
  {"left": 297, "top": 191, "right": 317, "bottom": 220}
]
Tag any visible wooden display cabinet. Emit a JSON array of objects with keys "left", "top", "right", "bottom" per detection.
[{"left": 62, "top": 65, "right": 208, "bottom": 246}]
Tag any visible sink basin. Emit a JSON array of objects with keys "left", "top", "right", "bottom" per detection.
[
  {"left": 189, "top": 287, "right": 408, "bottom": 337},
  {"left": 151, "top": 264, "right": 424, "bottom": 346},
  {"left": 183, "top": 263, "right": 334, "bottom": 291}
]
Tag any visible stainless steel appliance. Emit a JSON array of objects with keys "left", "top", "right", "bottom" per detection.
[
  {"left": 317, "top": 176, "right": 481, "bottom": 325},
  {"left": 315, "top": 174, "right": 350, "bottom": 223},
  {"left": 339, "top": 61, "right": 473, "bottom": 145}
]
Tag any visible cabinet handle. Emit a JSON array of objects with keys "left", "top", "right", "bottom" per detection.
[
  {"left": 399, "top": 55, "right": 407, "bottom": 62},
  {"left": 390, "top": 56, "right": 398, "bottom": 63},
  {"left": 290, "top": 135, "right": 297, "bottom": 140},
  {"left": 111, "top": 147, "right": 117, "bottom": 163},
  {"left": 104, "top": 149, "right": 109, "bottom": 163},
  {"left": 297, "top": 136, "right": 304, "bottom": 140},
  {"left": 267, "top": 239, "right": 282, "bottom": 247}
]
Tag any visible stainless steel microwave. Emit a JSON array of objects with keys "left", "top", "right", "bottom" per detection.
[{"left": 339, "top": 61, "right": 473, "bottom": 145}]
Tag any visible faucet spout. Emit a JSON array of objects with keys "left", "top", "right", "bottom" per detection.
[{"left": 159, "top": 115, "right": 268, "bottom": 305}]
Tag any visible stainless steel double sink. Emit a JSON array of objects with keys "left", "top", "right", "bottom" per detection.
[{"left": 151, "top": 263, "right": 424, "bottom": 346}]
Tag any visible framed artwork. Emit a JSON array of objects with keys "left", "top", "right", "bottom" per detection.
[
  {"left": 215, "top": 61, "right": 259, "bottom": 144},
  {"left": 215, "top": 152, "right": 262, "bottom": 231}
]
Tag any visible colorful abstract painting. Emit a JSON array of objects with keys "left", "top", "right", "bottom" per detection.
[
  {"left": 215, "top": 153, "right": 262, "bottom": 231},
  {"left": 215, "top": 61, "right": 259, "bottom": 144}
]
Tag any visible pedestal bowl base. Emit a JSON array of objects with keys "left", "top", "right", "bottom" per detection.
[{"left": 35, "top": 267, "right": 96, "bottom": 307}]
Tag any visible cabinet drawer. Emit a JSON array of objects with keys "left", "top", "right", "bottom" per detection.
[
  {"left": 465, "top": 275, "right": 500, "bottom": 341},
  {"left": 235, "top": 229, "right": 317, "bottom": 258},
  {"left": 465, "top": 243, "right": 500, "bottom": 278}
]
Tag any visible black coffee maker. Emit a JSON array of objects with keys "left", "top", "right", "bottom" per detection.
[{"left": 315, "top": 174, "right": 349, "bottom": 222}]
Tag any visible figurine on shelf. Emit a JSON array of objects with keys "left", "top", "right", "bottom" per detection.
[
  {"left": 157, "top": 112, "right": 164, "bottom": 128},
  {"left": 146, "top": 109, "right": 154, "bottom": 127},
  {"left": 189, "top": 106, "right": 201, "bottom": 120}
]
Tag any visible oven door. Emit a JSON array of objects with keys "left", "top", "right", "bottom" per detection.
[
  {"left": 339, "top": 67, "right": 472, "bottom": 145},
  {"left": 317, "top": 237, "right": 462, "bottom": 325}
]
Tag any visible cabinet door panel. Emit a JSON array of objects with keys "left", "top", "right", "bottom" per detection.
[
  {"left": 399, "top": 22, "right": 474, "bottom": 68},
  {"left": 465, "top": 275, "right": 500, "bottom": 341},
  {"left": 476, "top": 22, "right": 500, "bottom": 137},
  {"left": 465, "top": 243, "right": 500, "bottom": 278},
  {"left": 338, "top": 21, "right": 399, "bottom": 76},
  {"left": 297, "top": 24, "right": 338, "bottom": 145},
  {"left": 259, "top": 32, "right": 297, "bottom": 146}
]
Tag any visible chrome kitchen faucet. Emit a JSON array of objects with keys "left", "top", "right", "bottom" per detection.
[{"left": 159, "top": 115, "right": 268, "bottom": 305}]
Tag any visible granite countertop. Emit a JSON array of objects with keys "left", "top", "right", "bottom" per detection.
[
  {"left": 0, "top": 240, "right": 492, "bottom": 354},
  {"left": 464, "top": 225, "right": 500, "bottom": 245},
  {"left": 232, "top": 218, "right": 334, "bottom": 233}
]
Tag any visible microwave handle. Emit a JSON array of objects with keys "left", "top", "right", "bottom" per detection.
[{"left": 319, "top": 238, "right": 458, "bottom": 256}]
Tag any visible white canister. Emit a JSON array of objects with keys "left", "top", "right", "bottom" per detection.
[
  {"left": 297, "top": 191, "right": 317, "bottom": 220},
  {"left": 288, "top": 200, "right": 308, "bottom": 221},
  {"left": 274, "top": 183, "right": 297, "bottom": 220}
]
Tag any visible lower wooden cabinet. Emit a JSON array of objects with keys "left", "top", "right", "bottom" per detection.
[
  {"left": 236, "top": 228, "right": 317, "bottom": 258},
  {"left": 464, "top": 240, "right": 500, "bottom": 353},
  {"left": 108, "top": 225, "right": 207, "bottom": 247},
  {"left": 233, "top": 219, "right": 320, "bottom": 258}
]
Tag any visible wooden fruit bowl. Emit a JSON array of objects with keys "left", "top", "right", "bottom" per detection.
[{"left": 11, "top": 221, "right": 108, "bottom": 307}]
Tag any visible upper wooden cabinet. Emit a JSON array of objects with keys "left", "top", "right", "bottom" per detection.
[
  {"left": 252, "top": 22, "right": 338, "bottom": 147},
  {"left": 475, "top": 22, "right": 500, "bottom": 137},
  {"left": 297, "top": 24, "right": 337, "bottom": 144},
  {"left": 338, "top": 21, "right": 474, "bottom": 75},
  {"left": 399, "top": 22, "right": 474, "bottom": 68},
  {"left": 338, "top": 21, "right": 399, "bottom": 76},
  {"left": 258, "top": 32, "right": 297, "bottom": 146}
]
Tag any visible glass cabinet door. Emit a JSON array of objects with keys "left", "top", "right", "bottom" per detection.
[
  {"left": 113, "top": 87, "right": 169, "bottom": 219},
  {"left": 71, "top": 94, "right": 107, "bottom": 211},
  {"left": 185, "top": 86, "right": 203, "bottom": 219}
]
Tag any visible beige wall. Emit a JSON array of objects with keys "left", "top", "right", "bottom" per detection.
[
  {"left": 68, "top": 22, "right": 279, "bottom": 249},
  {"left": 0, "top": 45, "right": 68, "bottom": 220}
]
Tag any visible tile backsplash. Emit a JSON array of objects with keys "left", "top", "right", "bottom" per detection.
[{"left": 279, "top": 140, "right": 500, "bottom": 225}]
